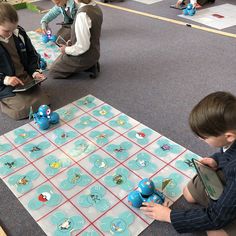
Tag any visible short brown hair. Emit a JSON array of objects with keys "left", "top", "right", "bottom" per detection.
[
  {"left": 0, "top": 3, "right": 18, "bottom": 25},
  {"left": 189, "top": 91, "right": 236, "bottom": 138}
]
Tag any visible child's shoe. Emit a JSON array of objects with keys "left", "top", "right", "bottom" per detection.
[{"left": 85, "top": 62, "right": 100, "bottom": 79}]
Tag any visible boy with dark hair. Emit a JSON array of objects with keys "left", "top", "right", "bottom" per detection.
[
  {"left": 141, "top": 91, "right": 236, "bottom": 236},
  {"left": 0, "top": 3, "right": 49, "bottom": 119}
]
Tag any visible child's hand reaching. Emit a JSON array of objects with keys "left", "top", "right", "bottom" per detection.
[
  {"left": 4, "top": 76, "right": 24, "bottom": 87},
  {"left": 200, "top": 157, "right": 218, "bottom": 170},
  {"left": 140, "top": 202, "right": 171, "bottom": 223}
]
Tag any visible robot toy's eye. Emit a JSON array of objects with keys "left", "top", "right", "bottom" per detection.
[{"left": 46, "top": 109, "right": 51, "bottom": 115}]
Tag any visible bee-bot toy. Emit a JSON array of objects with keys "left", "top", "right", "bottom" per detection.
[
  {"left": 128, "top": 178, "right": 165, "bottom": 208},
  {"left": 32, "top": 105, "right": 59, "bottom": 130}
]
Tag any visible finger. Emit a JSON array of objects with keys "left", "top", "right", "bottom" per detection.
[
  {"left": 143, "top": 212, "right": 155, "bottom": 218},
  {"left": 140, "top": 207, "right": 154, "bottom": 212},
  {"left": 36, "top": 74, "right": 44, "bottom": 80},
  {"left": 15, "top": 78, "right": 24, "bottom": 85},
  {"left": 142, "top": 202, "right": 152, "bottom": 207}
]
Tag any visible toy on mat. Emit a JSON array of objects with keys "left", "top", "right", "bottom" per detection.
[
  {"left": 183, "top": 3, "right": 196, "bottom": 16},
  {"left": 128, "top": 178, "right": 165, "bottom": 208},
  {"left": 39, "top": 57, "right": 47, "bottom": 70},
  {"left": 41, "top": 29, "right": 57, "bottom": 43},
  {"left": 32, "top": 105, "right": 59, "bottom": 130}
]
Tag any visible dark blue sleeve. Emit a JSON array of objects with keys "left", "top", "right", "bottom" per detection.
[
  {"left": 18, "top": 26, "right": 41, "bottom": 75},
  {"left": 170, "top": 178, "right": 236, "bottom": 233}
]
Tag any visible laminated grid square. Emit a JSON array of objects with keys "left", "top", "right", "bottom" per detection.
[
  {"left": 27, "top": 31, "right": 61, "bottom": 68},
  {"left": 0, "top": 94, "right": 198, "bottom": 236}
]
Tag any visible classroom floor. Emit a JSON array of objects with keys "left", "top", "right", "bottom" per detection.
[{"left": 0, "top": 0, "right": 236, "bottom": 235}]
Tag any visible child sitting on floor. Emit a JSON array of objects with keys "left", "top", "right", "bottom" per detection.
[
  {"left": 141, "top": 91, "right": 236, "bottom": 236},
  {"left": 47, "top": 0, "right": 103, "bottom": 80},
  {"left": 171, "top": 0, "right": 215, "bottom": 10},
  {"left": 0, "top": 3, "right": 49, "bottom": 120}
]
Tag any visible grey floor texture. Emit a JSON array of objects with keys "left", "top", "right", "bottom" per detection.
[{"left": 0, "top": 0, "right": 236, "bottom": 235}]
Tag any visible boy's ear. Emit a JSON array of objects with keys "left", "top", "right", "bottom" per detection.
[{"left": 225, "top": 131, "right": 236, "bottom": 142}]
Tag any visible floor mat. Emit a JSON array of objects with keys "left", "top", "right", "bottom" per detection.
[
  {"left": 179, "top": 3, "right": 236, "bottom": 29},
  {"left": 27, "top": 31, "right": 61, "bottom": 69},
  {"left": 0, "top": 94, "right": 200, "bottom": 235}
]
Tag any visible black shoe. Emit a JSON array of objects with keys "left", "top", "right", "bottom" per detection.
[{"left": 85, "top": 62, "right": 100, "bottom": 79}]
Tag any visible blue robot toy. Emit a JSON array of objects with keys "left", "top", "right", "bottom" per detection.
[
  {"left": 39, "top": 57, "right": 47, "bottom": 70},
  {"left": 41, "top": 29, "right": 57, "bottom": 43},
  {"left": 183, "top": 3, "right": 196, "bottom": 16},
  {"left": 33, "top": 105, "right": 60, "bottom": 130},
  {"left": 128, "top": 178, "right": 165, "bottom": 208}
]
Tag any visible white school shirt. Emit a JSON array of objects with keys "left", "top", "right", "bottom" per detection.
[{"left": 65, "top": 0, "right": 96, "bottom": 56}]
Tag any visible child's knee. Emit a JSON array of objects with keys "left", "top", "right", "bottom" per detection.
[
  {"left": 183, "top": 185, "right": 196, "bottom": 203},
  {"left": 207, "top": 229, "right": 228, "bottom": 236}
]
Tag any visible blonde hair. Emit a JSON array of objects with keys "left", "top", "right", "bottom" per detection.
[{"left": 0, "top": 3, "right": 18, "bottom": 24}]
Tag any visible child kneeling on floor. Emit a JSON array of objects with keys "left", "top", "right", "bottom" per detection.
[
  {"left": 141, "top": 91, "right": 236, "bottom": 236},
  {"left": 0, "top": 3, "right": 49, "bottom": 120},
  {"left": 172, "top": 0, "right": 215, "bottom": 10},
  {"left": 47, "top": 0, "right": 103, "bottom": 80}
]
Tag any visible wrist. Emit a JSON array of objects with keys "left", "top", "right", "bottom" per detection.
[
  {"left": 41, "top": 21, "right": 48, "bottom": 30},
  {"left": 165, "top": 208, "right": 171, "bottom": 223}
]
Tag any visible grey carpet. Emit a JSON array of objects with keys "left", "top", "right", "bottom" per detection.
[{"left": 0, "top": 0, "right": 236, "bottom": 235}]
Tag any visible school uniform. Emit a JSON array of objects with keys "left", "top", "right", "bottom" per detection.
[
  {"left": 0, "top": 26, "right": 49, "bottom": 120},
  {"left": 171, "top": 141, "right": 236, "bottom": 235},
  {"left": 47, "top": 0, "right": 103, "bottom": 79}
]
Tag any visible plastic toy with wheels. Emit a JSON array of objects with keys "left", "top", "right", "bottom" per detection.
[
  {"left": 32, "top": 105, "right": 59, "bottom": 130},
  {"left": 41, "top": 29, "right": 57, "bottom": 43},
  {"left": 128, "top": 178, "right": 165, "bottom": 208},
  {"left": 183, "top": 3, "right": 196, "bottom": 16}
]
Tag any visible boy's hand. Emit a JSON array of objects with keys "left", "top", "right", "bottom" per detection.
[
  {"left": 4, "top": 76, "right": 24, "bottom": 87},
  {"left": 140, "top": 202, "right": 171, "bottom": 223},
  {"left": 200, "top": 157, "right": 218, "bottom": 170},
  {"left": 34, "top": 72, "right": 45, "bottom": 81},
  {"left": 59, "top": 45, "right": 66, "bottom": 54}
]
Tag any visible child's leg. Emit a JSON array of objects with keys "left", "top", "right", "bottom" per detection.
[
  {"left": 183, "top": 185, "right": 196, "bottom": 203},
  {"left": 0, "top": 86, "right": 49, "bottom": 120},
  {"left": 183, "top": 175, "right": 210, "bottom": 207}
]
